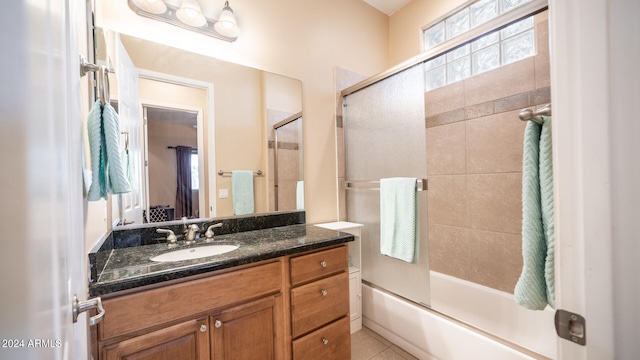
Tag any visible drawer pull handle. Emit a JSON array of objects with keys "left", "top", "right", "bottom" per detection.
[
  {"left": 321, "top": 289, "right": 328, "bottom": 296},
  {"left": 322, "top": 338, "right": 329, "bottom": 346},
  {"left": 215, "top": 320, "right": 222, "bottom": 328},
  {"left": 320, "top": 261, "right": 327, "bottom": 268},
  {"left": 200, "top": 324, "right": 207, "bottom": 332}
]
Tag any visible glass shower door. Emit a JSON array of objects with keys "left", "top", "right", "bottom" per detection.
[{"left": 343, "top": 64, "right": 430, "bottom": 306}]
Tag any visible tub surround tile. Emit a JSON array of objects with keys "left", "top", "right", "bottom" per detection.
[
  {"left": 493, "top": 92, "right": 529, "bottom": 114},
  {"left": 468, "top": 229, "right": 523, "bottom": 293},
  {"left": 425, "top": 108, "right": 465, "bottom": 128},
  {"left": 466, "top": 110, "right": 526, "bottom": 174},
  {"left": 428, "top": 224, "right": 470, "bottom": 280},
  {"left": 89, "top": 223, "right": 352, "bottom": 297},
  {"left": 426, "top": 122, "right": 466, "bottom": 175},
  {"left": 425, "top": 81, "right": 465, "bottom": 116},
  {"left": 534, "top": 19, "right": 550, "bottom": 89},
  {"left": 463, "top": 57, "right": 535, "bottom": 107},
  {"left": 530, "top": 86, "right": 551, "bottom": 106},
  {"left": 427, "top": 175, "right": 467, "bottom": 227},
  {"left": 464, "top": 101, "right": 494, "bottom": 120},
  {"left": 467, "top": 173, "right": 522, "bottom": 234}
]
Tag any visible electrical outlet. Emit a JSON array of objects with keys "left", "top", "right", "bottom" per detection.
[{"left": 219, "top": 189, "right": 229, "bottom": 199}]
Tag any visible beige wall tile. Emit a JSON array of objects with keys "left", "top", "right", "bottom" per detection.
[
  {"left": 468, "top": 230, "right": 523, "bottom": 293},
  {"left": 535, "top": 19, "right": 550, "bottom": 89},
  {"left": 276, "top": 148, "right": 300, "bottom": 181},
  {"left": 428, "top": 175, "right": 467, "bottom": 227},
  {"left": 426, "top": 109, "right": 465, "bottom": 128},
  {"left": 494, "top": 92, "right": 529, "bottom": 114},
  {"left": 465, "top": 101, "right": 494, "bottom": 120},
  {"left": 277, "top": 179, "right": 298, "bottom": 211},
  {"left": 425, "top": 81, "right": 465, "bottom": 116},
  {"left": 429, "top": 224, "right": 470, "bottom": 280},
  {"left": 268, "top": 179, "right": 275, "bottom": 211},
  {"left": 464, "top": 58, "right": 535, "bottom": 107},
  {"left": 466, "top": 110, "right": 527, "bottom": 174},
  {"left": 530, "top": 87, "right": 551, "bottom": 106},
  {"left": 426, "top": 121, "right": 466, "bottom": 175},
  {"left": 467, "top": 173, "right": 522, "bottom": 234}
]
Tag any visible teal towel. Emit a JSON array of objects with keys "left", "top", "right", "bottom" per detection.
[
  {"left": 232, "top": 170, "right": 254, "bottom": 215},
  {"left": 515, "top": 116, "right": 554, "bottom": 310},
  {"left": 296, "top": 180, "right": 304, "bottom": 210},
  {"left": 87, "top": 100, "right": 131, "bottom": 201},
  {"left": 379, "top": 177, "right": 418, "bottom": 263}
]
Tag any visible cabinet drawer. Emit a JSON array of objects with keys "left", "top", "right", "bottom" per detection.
[
  {"left": 290, "top": 246, "right": 348, "bottom": 286},
  {"left": 100, "top": 261, "right": 281, "bottom": 340},
  {"left": 292, "top": 316, "right": 350, "bottom": 360},
  {"left": 291, "top": 272, "right": 349, "bottom": 337}
]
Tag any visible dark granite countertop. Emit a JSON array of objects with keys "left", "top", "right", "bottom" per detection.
[{"left": 89, "top": 224, "right": 353, "bottom": 297}]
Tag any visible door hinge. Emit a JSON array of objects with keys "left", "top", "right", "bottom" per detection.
[{"left": 554, "top": 309, "right": 586, "bottom": 346}]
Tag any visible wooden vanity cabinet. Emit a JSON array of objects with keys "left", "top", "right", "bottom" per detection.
[
  {"left": 289, "top": 246, "right": 351, "bottom": 359},
  {"left": 210, "top": 295, "right": 282, "bottom": 360},
  {"left": 97, "top": 261, "right": 283, "bottom": 360},
  {"left": 101, "top": 317, "right": 210, "bottom": 360},
  {"left": 95, "top": 245, "right": 351, "bottom": 360}
]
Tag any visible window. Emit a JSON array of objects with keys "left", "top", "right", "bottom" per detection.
[
  {"left": 191, "top": 153, "right": 199, "bottom": 190},
  {"left": 423, "top": 0, "right": 536, "bottom": 90}
]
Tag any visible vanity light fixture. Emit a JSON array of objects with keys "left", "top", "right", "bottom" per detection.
[
  {"left": 127, "top": 0, "right": 240, "bottom": 42},
  {"left": 214, "top": 1, "right": 239, "bottom": 37}
]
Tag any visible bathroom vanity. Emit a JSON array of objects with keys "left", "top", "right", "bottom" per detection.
[{"left": 89, "top": 214, "right": 353, "bottom": 360}]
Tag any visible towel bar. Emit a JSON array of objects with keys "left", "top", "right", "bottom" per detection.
[
  {"left": 519, "top": 104, "right": 551, "bottom": 124},
  {"left": 344, "top": 179, "right": 427, "bottom": 191},
  {"left": 218, "top": 170, "right": 263, "bottom": 176}
]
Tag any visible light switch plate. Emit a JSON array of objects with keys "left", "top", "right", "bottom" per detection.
[{"left": 219, "top": 189, "right": 229, "bottom": 199}]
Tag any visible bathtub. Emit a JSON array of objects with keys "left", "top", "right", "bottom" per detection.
[{"left": 362, "top": 271, "right": 557, "bottom": 359}]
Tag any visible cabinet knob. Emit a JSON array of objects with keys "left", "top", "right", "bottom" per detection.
[
  {"left": 200, "top": 324, "right": 207, "bottom": 333},
  {"left": 215, "top": 320, "right": 222, "bottom": 328},
  {"left": 321, "top": 289, "right": 328, "bottom": 296},
  {"left": 320, "top": 261, "right": 327, "bottom": 268},
  {"left": 322, "top": 338, "right": 329, "bottom": 346}
]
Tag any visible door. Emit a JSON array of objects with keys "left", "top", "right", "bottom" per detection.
[
  {"left": 0, "top": 0, "right": 91, "bottom": 358},
  {"left": 210, "top": 296, "right": 281, "bottom": 360},
  {"left": 112, "top": 32, "right": 143, "bottom": 225},
  {"left": 550, "top": 0, "right": 637, "bottom": 358}
]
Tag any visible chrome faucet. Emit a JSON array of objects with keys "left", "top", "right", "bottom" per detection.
[
  {"left": 185, "top": 224, "right": 200, "bottom": 244},
  {"left": 204, "top": 223, "right": 223, "bottom": 241},
  {"left": 156, "top": 229, "right": 177, "bottom": 245}
]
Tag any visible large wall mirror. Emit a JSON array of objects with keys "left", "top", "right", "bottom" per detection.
[{"left": 94, "top": 29, "right": 303, "bottom": 228}]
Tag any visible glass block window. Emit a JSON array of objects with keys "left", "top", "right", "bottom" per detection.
[
  {"left": 424, "top": 9, "right": 535, "bottom": 91},
  {"left": 191, "top": 153, "right": 199, "bottom": 190}
]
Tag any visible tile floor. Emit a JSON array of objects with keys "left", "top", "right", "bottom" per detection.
[{"left": 351, "top": 327, "right": 418, "bottom": 360}]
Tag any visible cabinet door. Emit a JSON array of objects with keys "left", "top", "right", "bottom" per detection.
[
  {"left": 210, "top": 295, "right": 282, "bottom": 360},
  {"left": 101, "top": 317, "right": 209, "bottom": 360}
]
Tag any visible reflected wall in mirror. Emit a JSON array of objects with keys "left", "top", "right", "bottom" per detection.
[
  {"left": 269, "top": 112, "right": 303, "bottom": 211},
  {"left": 96, "top": 29, "right": 303, "bottom": 228}
]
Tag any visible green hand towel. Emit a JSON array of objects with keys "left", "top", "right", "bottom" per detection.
[
  {"left": 539, "top": 116, "right": 555, "bottom": 308},
  {"left": 379, "top": 177, "right": 418, "bottom": 263},
  {"left": 514, "top": 116, "right": 554, "bottom": 310},
  {"left": 102, "top": 103, "right": 131, "bottom": 195},
  {"left": 87, "top": 100, "right": 106, "bottom": 201},
  {"left": 232, "top": 170, "right": 255, "bottom": 215}
]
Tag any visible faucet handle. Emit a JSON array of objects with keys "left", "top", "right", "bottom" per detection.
[
  {"left": 156, "top": 229, "right": 177, "bottom": 244},
  {"left": 205, "top": 223, "right": 223, "bottom": 239}
]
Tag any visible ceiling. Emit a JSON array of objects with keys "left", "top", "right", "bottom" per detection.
[{"left": 363, "top": 0, "right": 414, "bottom": 15}]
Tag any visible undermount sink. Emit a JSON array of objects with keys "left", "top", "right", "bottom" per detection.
[{"left": 150, "top": 244, "right": 239, "bottom": 262}]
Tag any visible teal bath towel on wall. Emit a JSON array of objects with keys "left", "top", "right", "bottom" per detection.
[
  {"left": 232, "top": 170, "right": 255, "bottom": 215},
  {"left": 379, "top": 177, "right": 418, "bottom": 263},
  {"left": 87, "top": 100, "right": 131, "bottom": 201},
  {"left": 514, "top": 116, "right": 555, "bottom": 310}
]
